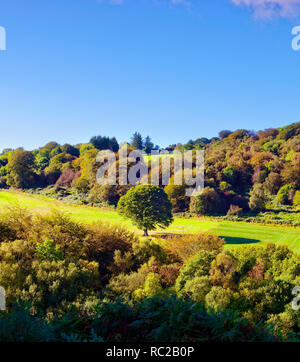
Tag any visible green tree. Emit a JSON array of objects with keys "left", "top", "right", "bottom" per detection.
[
  {"left": 61, "top": 144, "right": 80, "bottom": 157},
  {"left": 50, "top": 146, "right": 62, "bottom": 158},
  {"left": 109, "top": 137, "right": 119, "bottom": 153},
  {"left": 131, "top": 132, "right": 143, "bottom": 150},
  {"left": 117, "top": 185, "right": 173, "bottom": 236},
  {"left": 164, "top": 183, "right": 188, "bottom": 212},
  {"left": 223, "top": 165, "right": 237, "bottom": 185},
  {"left": 249, "top": 183, "right": 267, "bottom": 212},
  {"left": 6, "top": 150, "right": 36, "bottom": 188},
  {"left": 79, "top": 143, "right": 95, "bottom": 156},
  {"left": 293, "top": 190, "right": 300, "bottom": 207},
  {"left": 90, "top": 135, "right": 110, "bottom": 150},
  {"left": 218, "top": 130, "right": 232, "bottom": 139},
  {"left": 277, "top": 184, "right": 294, "bottom": 205},
  {"left": 263, "top": 172, "right": 281, "bottom": 195},
  {"left": 90, "top": 136, "right": 119, "bottom": 152},
  {"left": 144, "top": 136, "right": 154, "bottom": 154},
  {"left": 34, "top": 149, "right": 50, "bottom": 172},
  {"left": 189, "top": 187, "right": 222, "bottom": 215}
]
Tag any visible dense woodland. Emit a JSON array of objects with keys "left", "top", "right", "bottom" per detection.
[
  {"left": 0, "top": 122, "right": 299, "bottom": 220},
  {"left": 0, "top": 122, "right": 299, "bottom": 342},
  {"left": 0, "top": 207, "right": 299, "bottom": 341}
]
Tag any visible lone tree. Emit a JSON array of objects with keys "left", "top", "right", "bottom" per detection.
[{"left": 117, "top": 185, "right": 173, "bottom": 236}]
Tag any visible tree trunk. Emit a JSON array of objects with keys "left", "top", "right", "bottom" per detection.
[{"left": 143, "top": 229, "right": 149, "bottom": 237}]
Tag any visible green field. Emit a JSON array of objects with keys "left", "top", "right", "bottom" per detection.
[{"left": 0, "top": 190, "right": 299, "bottom": 253}]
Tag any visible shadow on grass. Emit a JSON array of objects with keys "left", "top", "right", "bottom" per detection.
[{"left": 220, "top": 235, "right": 259, "bottom": 245}]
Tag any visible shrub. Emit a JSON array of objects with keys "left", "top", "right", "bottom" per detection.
[
  {"left": 104, "top": 270, "right": 148, "bottom": 301},
  {"left": 20, "top": 259, "right": 99, "bottom": 313},
  {"left": 86, "top": 222, "right": 137, "bottom": 284},
  {"left": 277, "top": 184, "right": 294, "bottom": 205},
  {"left": 89, "top": 184, "right": 118, "bottom": 205},
  {"left": 205, "top": 286, "right": 235, "bottom": 312},
  {"left": 0, "top": 206, "right": 33, "bottom": 241},
  {"left": 293, "top": 190, "right": 300, "bottom": 207},
  {"left": 132, "top": 273, "right": 163, "bottom": 301},
  {"left": 0, "top": 302, "right": 55, "bottom": 342},
  {"left": 147, "top": 258, "right": 181, "bottom": 287},
  {"left": 164, "top": 184, "right": 188, "bottom": 212},
  {"left": 190, "top": 187, "right": 223, "bottom": 215},
  {"left": 175, "top": 250, "right": 216, "bottom": 292},
  {"left": 227, "top": 204, "right": 243, "bottom": 216},
  {"left": 178, "top": 276, "right": 211, "bottom": 304},
  {"left": 209, "top": 252, "right": 238, "bottom": 289},
  {"left": 35, "top": 238, "right": 63, "bottom": 261},
  {"left": 132, "top": 238, "right": 169, "bottom": 265},
  {"left": 55, "top": 169, "right": 80, "bottom": 187},
  {"left": 0, "top": 296, "right": 292, "bottom": 342},
  {"left": 249, "top": 183, "right": 267, "bottom": 212},
  {"left": 88, "top": 296, "right": 285, "bottom": 342},
  {"left": 30, "top": 211, "right": 88, "bottom": 260},
  {"left": 164, "top": 232, "right": 224, "bottom": 263}
]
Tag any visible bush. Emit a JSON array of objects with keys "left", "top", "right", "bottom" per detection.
[
  {"left": 277, "top": 184, "right": 294, "bottom": 205},
  {"left": 293, "top": 190, "right": 300, "bottom": 207},
  {"left": 164, "top": 184, "right": 188, "bottom": 212},
  {"left": 30, "top": 211, "right": 88, "bottom": 260},
  {"left": 249, "top": 184, "right": 267, "bottom": 212},
  {"left": 227, "top": 204, "right": 243, "bottom": 216},
  {"left": 86, "top": 222, "right": 137, "bottom": 284},
  {"left": 175, "top": 250, "right": 216, "bottom": 292},
  {"left": 82, "top": 296, "right": 287, "bottom": 342},
  {"left": 132, "top": 273, "right": 163, "bottom": 301},
  {"left": 205, "top": 286, "right": 235, "bottom": 312},
  {"left": 0, "top": 302, "right": 55, "bottom": 342},
  {"left": 178, "top": 276, "right": 211, "bottom": 304},
  {"left": 20, "top": 259, "right": 99, "bottom": 313},
  {"left": 0, "top": 206, "right": 33, "bottom": 241},
  {"left": 89, "top": 184, "right": 118, "bottom": 205},
  {"left": 190, "top": 187, "right": 223, "bottom": 215},
  {"left": 164, "top": 232, "right": 224, "bottom": 263},
  {"left": 132, "top": 238, "right": 169, "bottom": 265},
  {"left": 55, "top": 169, "right": 80, "bottom": 187},
  {"left": 104, "top": 270, "right": 148, "bottom": 301}
]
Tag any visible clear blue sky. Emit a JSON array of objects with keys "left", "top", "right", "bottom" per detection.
[{"left": 0, "top": 0, "right": 299, "bottom": 150}]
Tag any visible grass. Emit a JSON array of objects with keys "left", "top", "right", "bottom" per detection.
[{"left": 0, "top": 190, "right": 299, "bottom": 253}]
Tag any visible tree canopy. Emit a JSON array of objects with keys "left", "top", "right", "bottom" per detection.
[{"left": 117, "top": 185, "right": 173, "bottom": 236}]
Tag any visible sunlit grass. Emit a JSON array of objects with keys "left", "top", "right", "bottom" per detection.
[{"left": 0, "top": 190, "right": 299, "bottom": 253}]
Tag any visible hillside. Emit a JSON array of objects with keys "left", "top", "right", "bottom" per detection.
[
  {"left": 0, "top": 190, "right": 299, "bottom": 253},
  {"left": 0, "top": 122, "right": 299, "bottom": 219}
]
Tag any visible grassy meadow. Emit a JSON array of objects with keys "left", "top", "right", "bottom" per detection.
[{"left": 0, "top": 189, "right": 299, "bottom": 253}]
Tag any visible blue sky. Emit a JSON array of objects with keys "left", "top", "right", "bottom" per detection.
[{"left": 0, "top": 0, "right": 300, "bottom": 150}]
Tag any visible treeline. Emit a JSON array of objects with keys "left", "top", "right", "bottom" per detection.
[
  {"left": 0, "top": 122, "right": 299, "bottom": 215},
  {"left": 0, "top": 207, "right": 299, "bottom": 341}
]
